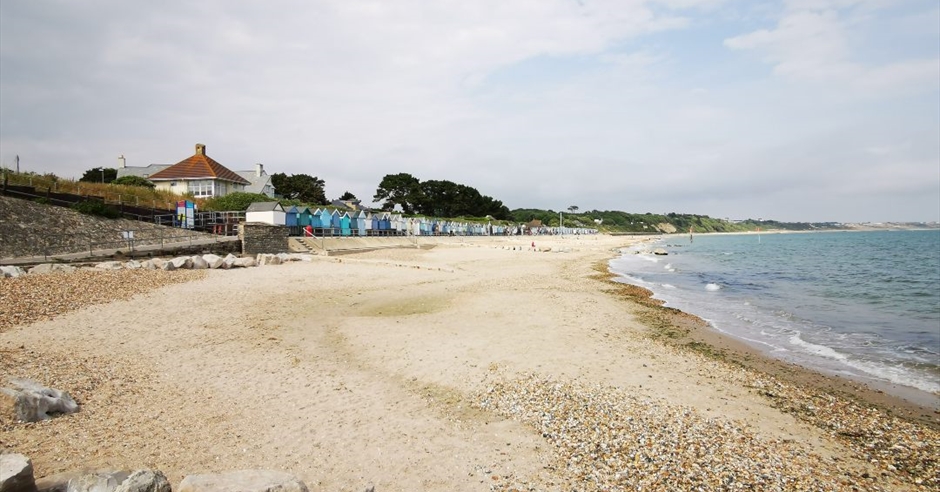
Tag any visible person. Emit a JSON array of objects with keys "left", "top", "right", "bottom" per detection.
[
  {"left": 304, "top": 224, "right": 313, "bottom": 237},
  {"left": 531, "top": 241, "right": 535, "bottom": 249}
]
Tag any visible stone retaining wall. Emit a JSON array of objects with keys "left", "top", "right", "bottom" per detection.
[{"left": 239, "top": 223, "right": 289, "bottom": 255}]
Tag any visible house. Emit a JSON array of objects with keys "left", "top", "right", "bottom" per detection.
[
  {"left": 236, "top": 163, "right": 276, "bottom": 197},
  {"left": 245, "top": 201, "right": 286, "bottom": 225},
  {"left": 115, "top": 144, "right": 276, "bottom": 198}
]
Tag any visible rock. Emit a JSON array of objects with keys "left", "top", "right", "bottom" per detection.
[
  {"left": 159, "top": 260, "right": 175, "bottom": 271},
  {"left": 178, "top": 470, "right": 308, "bottom": 492},
  {"left": 221, "top": 254, "right": 238, "bottom": 270},
  {"left": 202, "top": 254, "right": 223, "bottom": 269},
  {"left": 124, "top": 260, "right": 142, "bottom": 270},
  {"left": 276, "top": 253, "right": 292, "bottom": 263},
  {"left": 1, "top": 266, "right": 27, "bottom": 278},
  {"left": 35, "top": 469, "right": 123, "bottom": 492},
  {"left": 233, "top": 257, "right": 256, "bottom": 268},
  {"left": 190, "top": 256, "right": 208, "bottom": 270},
  {"left": 27, "top": 264, "right": 55, "bottom": 275},
  {"left": 257, "top": 254, "right": 280, "bottom": 266},
  {"left": 64, "top": 470, "right": 130, "bottom": 492},
  {"left": 170, "top": 257, "right": 192, "bottom": 269},
  {"left": 27, "top": 264, "right": 76, "bottom": 275},
  {"left": 150, "top": 258, "right": 165, "bottom": 270},
  {"left": 94, "top": 261, "right": 123, "bottom": 270},
  {"left": 0, "top": 453, "right": 36, "bottom": 492},
  {"left": 114, "top": 470, "right": 170, "bottom": 492},
  {"left": 653, "top": 248, "right": 668, "bottom": 255},
  {"left": 0, "top": 378, "right": 78, "bottom": 422},
  {"left": 139, "top": 260, "right": 156, "bottom": 270}
]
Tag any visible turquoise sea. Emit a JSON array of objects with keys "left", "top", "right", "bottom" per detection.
[{"left": 609, "top": 230, "right": 940, "bottom": 405}]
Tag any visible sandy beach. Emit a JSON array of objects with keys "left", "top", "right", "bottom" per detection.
[{"left": 1, "top": 235, "right": 937, "bottom": 491}]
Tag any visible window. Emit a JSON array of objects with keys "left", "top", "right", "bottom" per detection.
[{"left": 189, "top": 180, "right": 216, "bottom": 197}]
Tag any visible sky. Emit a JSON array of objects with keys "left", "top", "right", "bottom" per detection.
[{"left": 1, "top": 0, "right": 938, "bottom": 223}]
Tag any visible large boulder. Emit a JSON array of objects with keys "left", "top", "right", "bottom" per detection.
[
  {"left": 221, "top": 254, "right": 238, "bottom": 270},
  {"left": 178, "top": 471, "right": 308, "bottom": 492},
  {"left": 0, "top": 379, "right": 78, "bottom": 422},
  {"left": 190, "top": 256, "right": 208, "bottom": 270},
  {"left": 233, "top": 257, "right": 256, "bottom": 268},
  {"left": 256, "top": 254, "right": 280, "bottom": 266},
  {"left": 64, "top": 470, "right": 130, "bottom": 492},
  {"left": 114, "top": 470, "right": 171, "bottom": 492},
  {"left": 0, "top": 453, "right": 36, "bottom": 492},
  {"left": 124, "top": 260, "right": 142, "bottom": 270},
  {"left": 1, "top": 266, "right": 27, "bottom": 278},
  {"left": 27, "top": 264, "right": 55, "bottom": 275},
  {"left": 170, "top": 257, "right": 193, "bottom": 269},
  {"left": 94, "top": 261, "right": 123, "bottom": 271},
  {"left": 201, "top": 254, "right": 223, "bottom": 269}
]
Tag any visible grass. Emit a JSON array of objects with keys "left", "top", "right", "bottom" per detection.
[{"left": 4, "top": 170, "right": 195, "bottom": 211}]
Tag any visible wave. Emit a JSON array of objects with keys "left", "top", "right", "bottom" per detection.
[{"left": 788, "top": 333, "right": 848, "bottom": 361}]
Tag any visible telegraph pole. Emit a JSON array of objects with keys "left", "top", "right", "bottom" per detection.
[{"left": 15, "top": 155, "right": 19, "bottom": 173}]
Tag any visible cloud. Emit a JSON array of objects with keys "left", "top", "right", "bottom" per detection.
[
  {"left": 0, "top": 0, "right": 937, "bottom": 222},
  {"left": 723, "top": 1, "right": 939, "bottom": 96}
]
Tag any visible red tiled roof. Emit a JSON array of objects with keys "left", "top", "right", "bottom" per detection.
[{"left": 148, "top": 146, "right": 250, "bottom": 185}]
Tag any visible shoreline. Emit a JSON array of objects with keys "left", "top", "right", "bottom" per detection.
[
  {"left": 618, "top": 232, "right": 940, "bottom": 412},
  {"left": 594, "top": 262, "right": 940, "bottom": 430},
  {"left": 2, "top": 235, "right": 938, "bottom": 489}
]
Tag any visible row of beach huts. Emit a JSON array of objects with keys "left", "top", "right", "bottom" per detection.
[{"left": 244, "top": 202, "right": 598, "bottom": 237}]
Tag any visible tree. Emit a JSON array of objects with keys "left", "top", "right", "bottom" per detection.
[
  {"left": 202, "top": 192, "right": 273, "bottom": 211},
  {"left": 568, "top": 205, "right": 579, "bottom": 213},
  {"left": 79, "top": 167, "right": 117, "bottom": 183},
  {"left": 373, "top": 173, "right": 422, "bottom": 213},
  {"left": 271, "top": 173, "right": 327, "bottom": 204},
  {"left": 112, "top": 175, "right": 155, "bottom": 188},
  {"left": 338, "top": 191, "right": 357, "bottom": 201}
]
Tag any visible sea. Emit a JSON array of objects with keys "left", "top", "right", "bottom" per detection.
[{"left": 609, "top": 229, "right": 940, "bottom": 406}]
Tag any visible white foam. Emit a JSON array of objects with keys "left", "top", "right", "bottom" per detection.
[
  {"left": 705, "top": 283, "right": 721, "bottom": 291},
  {"left": 661, "top": 283, "right": 677, "bottom": 289},
  {"left": 788, "top": 333, "right": 847, "bottom": 361}
]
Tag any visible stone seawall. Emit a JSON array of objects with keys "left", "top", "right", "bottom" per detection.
[{"left": 239, "top": 223, "right": 289, "bottom": 255}]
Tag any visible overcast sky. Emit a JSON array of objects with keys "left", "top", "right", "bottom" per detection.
[{"left": 1, "top": 1, "right": 937, "bottom": 222}]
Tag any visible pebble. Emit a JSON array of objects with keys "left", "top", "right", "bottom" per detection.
[
  {"left": 0, "top": 269, "right": 206, "bottom": 331},
  {"left": 475, "top": 373, "right": 939, "bottom": 491}
]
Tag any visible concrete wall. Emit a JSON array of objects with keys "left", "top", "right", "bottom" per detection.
[{"left": 240, "top": 222, "right": 289, "bottom": 255}]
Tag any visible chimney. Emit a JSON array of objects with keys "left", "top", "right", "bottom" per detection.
[
  {"left": 255, "top": 163, "right": 264, "bottom": 177},
  {"left": 195, "top": 143, "right": 206, "bottom": 156},
  {"left": 118, "top": 154, "right": 126, "bottom": 168}
]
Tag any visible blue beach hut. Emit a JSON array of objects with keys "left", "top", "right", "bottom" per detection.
[
  {"left": 355, "top": 211, "right": 368, "bottom": 236},
  {"left": 340, "top": 212, "right": 352, "bottom": 236},
  {"left": 330, "top": 210, "right": 342, "bottom": 233},
  {"left": 283, "top": 205, "right": 298, "bottom": 227},
  {"left": 296, "top": 206, "right": 312, "bottom": 227}
]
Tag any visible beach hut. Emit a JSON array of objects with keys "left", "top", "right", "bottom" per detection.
[
  {"left": 355, "top": 211, "right": 368, "bottom": 237},
  {"left": 296, "top": 206, "right": 313, "bottom": 227},
  {"left": 340, "top": 212, "right": 352, "bottom": 236},
  {"left": 283, "top": 205, "right": 298, "bottom": 227},
  {"left": 379, "top": 213, "right": 391, "bottom": 234},
  {"left": 391, "top": 214, "right": 403, "bottom": 235},
  {"left": 245, "top": 202, "right": 285, "bottom": 225},
  {"left": 318, "top": 208, "right": 331, "bottom": 232},
  {"left": 330, "top": 209, "right": 342, "bottom": 233},
  {"left": 349, "top": 210, "right": 360, "bottom": 235}
]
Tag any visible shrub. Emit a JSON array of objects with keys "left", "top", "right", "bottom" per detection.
[
  {"left": 71, "top": 200, "right": 120, "bottom": 219},
  {"left": 112, "top": 175, "right": 156, "bottom": 188}
]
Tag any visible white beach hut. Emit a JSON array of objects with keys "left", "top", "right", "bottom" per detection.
[{"left": 245, "top": 202, "right": 286, "bottom": 225}]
